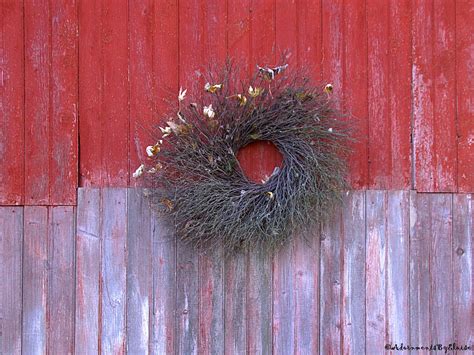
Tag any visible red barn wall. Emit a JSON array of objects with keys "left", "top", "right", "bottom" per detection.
[{"left": 1, "top": 1, "right": 473, "bottom": 354}]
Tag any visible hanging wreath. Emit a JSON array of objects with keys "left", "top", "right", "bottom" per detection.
[{"left": 134, "top": 61, "right": 351, "bottom": 252}]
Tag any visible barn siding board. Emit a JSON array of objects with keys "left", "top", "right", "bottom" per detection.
[
  {"left": 1, "top": 1, "right": 24, "bottom": 205},
  {"left": 75, "top": 189, "right": 101, "bottom": 354},
  {"left": 412, "top": 0, "right": 457, "bottom": 192},
  {"left": 0, "top": 207, "right": 23, "bottom": 354},
  {"left": 453, "top": 194, "right": 474, "bottom": 347},
  {"left": 457, "top": 1, "right": 474, "bottom": 193}
]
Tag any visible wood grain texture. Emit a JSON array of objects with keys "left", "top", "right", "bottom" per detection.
[
  {"left": 456, "top": 1, "right": 474, "bottom": 193},
  {"left": 79, "top": 0, "right": 129, "bottom": 187},
  {"left": 452, "top": 194, "right": 474, "bottom": 347},
  {"left": 151, "top": 209, "right": 176, "bottom": 355},
  {"left": 47, "top": 207, "right": 75, "bottom": 354},
  {"left": 24, "top": 0, "right": 51, "bottom": 204},
  {"left": 101, "top": 189, "right": 127, "bottom": 354},
  {"left": 296, "top": 0, "right": 322, "bottom": 79},
  {"left": 22, "top": 207, "right": 48, "bottom": 354},
  {"left": 341, "top": 191, "right": 366, "bottom": 354},
  {"left": 75, "top": 188, "right": 101, "bottom": 354},
  {"left": 412, "top": 0, "right": 457, "bottom": 192},
  {"left": 0, "top": 207, "right": 23, "bottom": 354},
  {"left": 367, "top": 1, "right": 411, "bottom": 189},
  {"left": 0, "top": 1, "right": 24, "bottom": 204},
  {"left": 126, "top": 189, "right": 152, "bottom": 354}
]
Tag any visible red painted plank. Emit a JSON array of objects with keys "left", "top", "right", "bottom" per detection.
[
  {"left": 0, "top": 1, "right": 24, "bottom": 205},
  {"left": 227, "top": 0, "right": 250, "bottom": 76},
  {"left": 275, "top": 0, "right": 297, "bottom": 68},
  {"left": 75, "top": 188, "right": 101, "bottom": 354},
  {"left": 320, "top": 200, "right": 342, "bottom": 353},
  {"left": 365, "top": 191, "right": 386, "bottom": 353},
  {"left": 22, "top": 207, "right": 48, "bottom": 354},
  {"left": 49, "top": 1, "right": 78, "bottom": 204},
  {"left": 48, "top": 206, "right": 75, "bottom": 354},
  {"left": 367, "top": 0, "right": 411, "bottom": 189},
  {"left": 412, "top": 0, "right": 456, "bottom": 192},
  {"left": 129, "top": 0, "right": 155, "bottom": 188},
  {"left": 151, "top": 212, "right": 177, "bottom": 354},
  {"left": 101, "top": 189, "right": 127, "bottom": 354},
  {"left": 385, "top": 191, "right": 409, "bottom": 346},
  {"left": 127, "top": 189, "right": 152, "bottom": 354},
  {"left": 341, "top": 191, "right": 366, "bottom": 354},
  {"left": 0, "top": 207, "right": 23, "bottom": 354},
  {"left": 224, "top": 253, "right": 247, "bottom": 354},
  {"left": 452, "top": 194, "right": 474, "bottom": 346},
  {"left": 457, "top": 1, "right": 474, "bottom": 192},
  {"left": 24, "top": 0, "right": 50, "bottom": 204},
  {"left": 79, "top": 0, "right": 129, "bottom": 187}
]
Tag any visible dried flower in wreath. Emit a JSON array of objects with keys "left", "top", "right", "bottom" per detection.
[{"left": 136, "top": 60, "right": 352, "bottom": 252}]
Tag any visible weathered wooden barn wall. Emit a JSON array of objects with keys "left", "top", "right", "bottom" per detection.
[
  {"left": 1, "top": 190, "right": 472, "bottom": 354},
  {"left": 1, "top": 0, "right": 473, "bottom": 354}
]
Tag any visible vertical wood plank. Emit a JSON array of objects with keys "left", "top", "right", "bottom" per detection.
[
  {"left": 227, "top": 0, "right": 250, "bottom": 76},
  {"left": 344, "top": 0, "right": 368, "bottom": 188},
  {"left": 48, "top": 206, "right": 75, "bottom": 354},
  {"left": 50, "top": 0, "right": 78, "bottom": 204},
  {"left": 293, "top": 232, "right": 320, "bottom": 353},
  {"left": 101, "top": 188, "right": 127, "bottom": 354},
  {"left": 297, "top": 0, "right": 322, "bottom": 80},
  {"left": 0, "top": 207, "right": 23, "bottom": 354},
  {"left": 129, "top": 0, "right": 155, "bottom": 185},
  {"left": 22, "top": 207, "right": 48, "bottom": 354},
  {"left": 75, "top": 188, "right": 101, "bottom": 354},
  {"left": 320, "top": 200, "right": 342, "bottom": 354},
  {"left": 24, "top": 0, "right": 50, "bottom": 204},
  {"left": 409, "top": 191, "right": 430, "bottom": 347},
  {"left": 250, "top": 0, "right": 275, "bottom": 69},
  {"left": 367, "top": 0, "right": 411, "bottom": 189},
  {"left": 126, "top": 189, "right": 152, "bottom": 354},
  {"left": 79, "top": 0, "right": 129, "bottom": 187},
  {"left": 429, "top": 194, "right": 453, "bottom": 344},
  {"left": 412, "top": 0, "right": 456, "bottom": 192},
  {"left": 275, "top": 0, "right": 297, "bottom": 67},
  {"left": 456, "top": 1, "right": 474, "bottom": 193},
  {"left": 452, "top": 194, "right": 474, "bottom": 346},
  {"left": 342, "top": 191, "right": 366, "bottom": 354},
  {"left": 247, "top": 250, "right": 272, "bottom": 355},
  {"left": 0, "top": 1, "right": 24, "bottom": 204},
  {"left": 224, "top": 253, "right": 247, "bottom": 354},
  {"left": 385, "top": 191, "right": 409, "bottom": 346},
  {"left": 151, "top": 212, "right": 177, "bottom": 355},
  {"left": 365, "top": 191, "right": 386, "bottom": 353}
]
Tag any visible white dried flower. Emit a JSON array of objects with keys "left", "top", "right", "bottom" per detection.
[
  {"left": 132, "top": 164, "right": 145, "bottom": 178},
  {"left": 178, "top": 87, "right": 187, "bottom": 101},
  {"left": 203, "top": 104, "right": 215, "bottom": 118}
]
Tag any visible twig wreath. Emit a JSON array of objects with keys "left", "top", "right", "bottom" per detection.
[{"left": 135, "top": 60, "right": 351, "bottom": 252}]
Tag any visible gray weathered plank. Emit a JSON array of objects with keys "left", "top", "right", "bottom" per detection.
[
  {"left": 224, "top": 252, "right": 247, "bottom": 354},
  {"left": 386, "top": 191, "right": 409, "bottom": 346},
  {"left": 75, "top": 188, "right": 101, "bottom": 354},
  {"left": 127, "top": 189, "right": 152, "bottom": 354},
  {"left": 342, "top": 191, "right": 366, "bottom": 354},
  {"left": 409, "top": 191, "right": 431, "bottom": 347},
  {"left": 320, "top": 199, "right": 343, "bottom": 353},
  {"left": 0, "top": 207, "right": 23, "bottom": 354},
  {"left": 22, "top": 207, "right": 48, "bottom": 355},
  {"left": 452, "top": 194, "right": 473, "bottom": 347},
  {"left": 366, "top": 191, "right": 386, "bottom": 353},
  {"left": 272, "top": 239, "right": 295, "bottom": 354},
  {"left": 293, "top": 231, "right": 320, "bottom": 353},
  {"left": 101, "top": 188, "right": 127, "bottom": 353},
  {"left": 198, "top": 245, "right": 224, "bottom": 354},
  {"left": 48, "top": 206, "right": 75, "bottom": 354},
  {"left": 247, "top": 249, "right": 272, "bottom": 354},
  {"left": 176, "top": 240, "right": 199, "bottom": 354},
  {"left": 151, "top": 212, "right": 176, "bottom": 355},
  {"left": 429, "top": 194, "right": 453, "bottom": 344}
]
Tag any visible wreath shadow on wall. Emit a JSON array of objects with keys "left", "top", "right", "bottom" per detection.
[{"left": 136, "top": 59, "right": 354, "bottom": 253}]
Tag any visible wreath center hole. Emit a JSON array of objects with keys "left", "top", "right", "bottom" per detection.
[{"left": 236, "top": 140, "right": 284, "bottom": 184}]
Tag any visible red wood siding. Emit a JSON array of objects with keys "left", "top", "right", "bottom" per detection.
[
  {"left": 1, "top": 189, "right": 472, "bottom": 353},
  {"left": 2, "top": 1, "right": 473, "bottom": 205}
]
